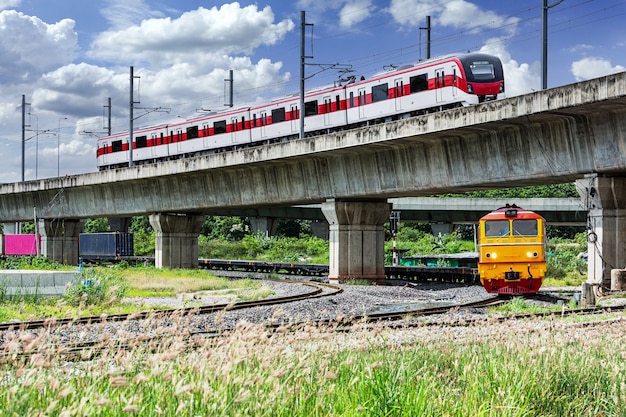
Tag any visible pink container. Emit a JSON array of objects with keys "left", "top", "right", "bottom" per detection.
[{"left": 4, "top": 234, "right": 40, "bottom": 255}]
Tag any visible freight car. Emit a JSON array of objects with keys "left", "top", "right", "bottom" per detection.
[
  {"left": 78, "top": 232, "right": 134, "bottom": 262},
  {"left": 478, "top": 205, "right": 546, "bottom": 294},
  {"left": 97, "top": 53, "right": 505, "bottom": 170}
]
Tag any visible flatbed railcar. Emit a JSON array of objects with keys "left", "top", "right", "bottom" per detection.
[{"left": 96, "top": 53, "right": 505, "bottom": 170}]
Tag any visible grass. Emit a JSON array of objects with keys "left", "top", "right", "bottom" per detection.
[
  {"left": 0, "top": 266, "right": 271, "bottom": 322},
  {"left": 2, "top": 316, "right": 626, "bottom": 415}
]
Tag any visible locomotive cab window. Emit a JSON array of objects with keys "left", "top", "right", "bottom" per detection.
[
  {"left": 485, "top": 220, "right": 510, "bottom": 237},
  {"left": 410, "top": 74, "right": 429, "bottom": 93},
  {"left": 512, "top": 219, "right": 538, "bottom": 236}
]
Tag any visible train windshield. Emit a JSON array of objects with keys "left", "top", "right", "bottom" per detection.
[
  {"left": 469, "top": 61, "right": 495, "bottom": 80},
  {"left": 485, "top": 220, "right": 510, "bottom": 237},
  {"left": 512, "top": 219, "right": 538, "bottom": 236}
]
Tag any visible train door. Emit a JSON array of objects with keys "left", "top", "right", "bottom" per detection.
[
  {"left": 451, "top": 66, "right": 458, "bottom": 98},
  {"left": 260, "top": 111, "right": 267, "bottom": 138},
  {"left": 176, "top": 128, "right": 184, "bottom": 152},
  {"left": 358, "top": 87, "right": 367, "bottom": 119},
  {"left": 323, "top": 96, "right": 332, "bottom": 126},
  {"left": 435, "top": 68, "right": 445, "bottom": 103},
  {"left": 394, "top": 78, "right": 404, "bottom": 111},
  {"left": 230, "top": 116, "right": 239, "bottom": 143},
  {"left": 290, "top": 104, "right": 299, "bottom": 132}
]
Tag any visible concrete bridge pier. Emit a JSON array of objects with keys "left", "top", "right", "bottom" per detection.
[
  {"left": 40, "top": 219, "right": 83, "bottom": 265},
  {"left": 321, "top": 199, "right": 391, "bottom": 284},
  {"left": 249, "top": 216, "right": 278, "bottom": 237},
  {"left": 149, "top": 213, "right": 205, "bottom": 269},
  {"left": 108, "top": 217, "right": 132, "bottom": 233},
  {"left": 576, "top": 174, "right": 626, "bottom": 289}
]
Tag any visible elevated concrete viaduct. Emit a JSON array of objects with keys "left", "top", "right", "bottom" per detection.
[{"left": 0, "top": 72, "right": 625, "bottom": 286}]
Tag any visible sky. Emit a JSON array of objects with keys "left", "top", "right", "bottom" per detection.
[{"left": 0, "top": 0, "right": 624, "bottom": 182}]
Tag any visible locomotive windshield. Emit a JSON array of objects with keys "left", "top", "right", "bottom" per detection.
[
  {"left": 512, "top": 219, "right": 538, "bottom": 236},
  {"left": 484, "top": 220, "right": 510, "bottom": 237},
  {"left": 458, "top": 53, "right": 504, "bottom": 83}
]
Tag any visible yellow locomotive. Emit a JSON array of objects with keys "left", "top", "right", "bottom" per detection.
[{"left": 478, "top": 205, "right": 546, "bottom": 294}]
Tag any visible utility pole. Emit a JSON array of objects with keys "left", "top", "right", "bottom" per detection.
[
  {"left": 300, "top": 11, "right": 314, "bottom": 139},
  {"left": 104, "top": 97, "right": 112, "bottom": 136},
  {"left": 542, "top": 0, "right": 565, "bottom": 89},
  {"left": 21, "top": 94, "right": 30, "bottom": 182},
  {"left": 420, "top": 16, "right": 431, "bottom": 59},
  {"left": 224, "top": 70, "right": 234, "bottom": 107},
  {"left": 129, "top": 67, "right": 140, "bottom": 167}
]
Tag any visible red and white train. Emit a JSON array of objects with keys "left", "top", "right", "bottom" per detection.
[{"left": 96, "top": 53, "right": 505, "bottom": 170}]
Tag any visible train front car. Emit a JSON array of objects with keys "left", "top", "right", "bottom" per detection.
[
  {"left": 478, "top": 205, "right": 546, "bottom": 294},
  {"left": 456, "top": 53, "right": 505, "bottom": 103}
]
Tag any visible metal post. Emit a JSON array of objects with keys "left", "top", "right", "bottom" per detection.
[
  {"left": 57, "top": 117, "right": 67, "bottom": 177},
  {"left": 106, "top": 97, "right": 112, "bottom": 136},
  {"left": 224, "top": 70, "right": 234, "bottom": 107},
  {"left": 129, "top": 66, "right": 134, "bottom": 167},
  {"left": 420, "top": 16, "right": 431, "bottom": 59},
  {"left": 542, "top": 0, "right": 565, "bottom": 90},
  {"left": 299, "top": 11, "right": 314, "bottom": 139},
  {"left": 300, "top": 11, "right": 306, "bottom": 140},
  {"left": 21, "top": 95, "right": 26, "bottom": 182}
]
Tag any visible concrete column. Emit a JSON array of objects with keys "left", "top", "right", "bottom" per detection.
[
  {"left": 108, "top": 217, "right": 132, "bottom": 233},
  {"left": 576, "top": 174, "right": 626, "bottom": 288},
  {"left": 321, "top": 199, "right": 391, "bottom": 284},
  {"left": 149, "top": 213, "right": 205, "bottom": 269},
  {"left": 249, "top": 216, "right": 278, "bottom": 237},
  {"left": 40, "top": 219, "right": 83, "bottom": 265},
  {"left": 431, "top": 222, "right": 454, "bottom": 236},
  {"left": 311, "top": 220, "right": 329, "bottom": 240}
]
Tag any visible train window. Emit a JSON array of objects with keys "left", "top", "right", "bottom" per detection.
[
  {"left": 112, "top": 140, "right": 122, "bottom": 152},
  {"left": 485, "top": 220, "right": 510, "bottom": 237},
  {"left": 272, "top": 108, "right": 286, "bottom": 123},
  {"left": 252, "top": 114, "right": 257, "bottom": 127},
  {"left": 336, "top": 95, "right": 340, "bottom": 109},
  {"left": 160, "top": 132, "right": 164, "bottom": 144},
  {"left": 305, "top": 100, "right": 318, "bottom": 116},
  {"left": 349, "top": 92, "right": 354, "bottom": 108},
  {"left": 187, "top": 126, "right": 199, "bottom": 139},
  {"left": 512, "top": 220, "right": 538, "bottom": 236},
  {"left": 410, "top": 74, "right": 428, "bottom": 93},
  {"left": 214, "top": 120, "right": 226, "bottom": 134},
  {"left": 469, "top": 61, "right": 495, "bottom": 80},
  {"left": 371, "top": 83, "right": 388, "bottom": 103},
  {"left": 135, "top": 135, "right": 147, "bottom": 148}
]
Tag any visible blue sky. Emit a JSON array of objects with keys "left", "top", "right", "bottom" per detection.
[{"left": 0, "top": 0, "right": 624, "bottom": 182}]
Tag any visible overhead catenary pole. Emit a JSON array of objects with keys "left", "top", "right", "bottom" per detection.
[
  {"left": 300, "top": 11, "right": 314, "bottom": 139},
  {"left": 224, "top": 70, "right": 234, "bottom": 107},
  {"left": 420, "top": 16, "right": 431, "bottom": 59},
  {"left": 542, "top": 0, "right": 565, "bottom": 90},
  {"left": 21, "top": 94, "right": 28, "bottom": 182},
  {"left": 105, "top": 97, "right": 112, "bottom": 136},
  {"left": 129, "top": 66, "right": 134, "bottom": 167}
]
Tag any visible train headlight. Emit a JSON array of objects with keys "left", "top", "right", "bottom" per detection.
[
  {"left": 500, "top": 82, "right": 505, "bottom": 93},
  {"left": 527, "top": 251, "right": 539, "bottom": 258},
  {"left": 485, "top": 252, "right": 497, "bottom": 259},
  {"left": 467, "top": 84, "right": 474, "bottom": 94}
]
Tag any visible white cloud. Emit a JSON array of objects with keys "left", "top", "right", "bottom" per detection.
[
  {"left": 387, "top": 0, "right": 440, "bottom": 28},
  {"left": 571, "top": 57, "right": 625, "bottom": 81},
  {"left": 339, "top": 0, "right": 374, "bottom": 29},
  {"left": 480, "top": 39, "right": 540, "bottom": 97},
  {"left": 88, "top": 3, "right": 294, "bottom": 67},
  {"left": 438, "top": 0, "right": 519, "bottom": 36},
  {"left": 0, "top": 0, "right": 19, "bottom": 11},
  {"left": 0, "top": 10, "right": 78, "bottom": 83},
  {"left": 100, "top": 0, "right": 165, "bottom": 29}
]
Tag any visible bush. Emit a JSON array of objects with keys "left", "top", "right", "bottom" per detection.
[{"left": 64, "top": 268, "right": 127, "bottom": 307}]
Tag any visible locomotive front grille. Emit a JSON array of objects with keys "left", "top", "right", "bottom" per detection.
[{"left": 505, "top": 271, "right": 520, "bottom": 281}]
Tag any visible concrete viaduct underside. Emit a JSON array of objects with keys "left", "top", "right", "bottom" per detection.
[{"left": 1, "top": 72, "right": 625, "bottom": 286}]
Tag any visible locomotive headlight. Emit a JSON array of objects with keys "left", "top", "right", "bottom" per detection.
[
  {"left": 500, "top": 82, "right": 505, "bottom": 93},
  {"left": 485, "top": 252, "right": 497, "bottom": 259},
  {"left": 527, "top": 251, "right": 539, "bottom": 258},
  {"left": 467, "top": 84, "right": 474, "bottom": 94}
]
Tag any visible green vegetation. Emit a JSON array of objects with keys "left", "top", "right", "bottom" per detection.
[
  {"left": 0, "top": 264, "right": 269, "bottom": 322},
  {"left": 3, "top": 317, "right": 626, "bottom": 415}
]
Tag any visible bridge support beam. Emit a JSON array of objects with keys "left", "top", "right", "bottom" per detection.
[
  {"left": 576, "top": 174, "right": 626, "bottom": 289},
  {"left": 321, "top": 199, "right": 391, "bottom": 284},
  {"left": 149, "top": 213, "right": 205, "bottom": 269},
  {"left": 108, "top": 217, "right": 132, "bottom": 233},
  {"left": 40, "top": 219, "right": 83, "bottom": 265}
]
